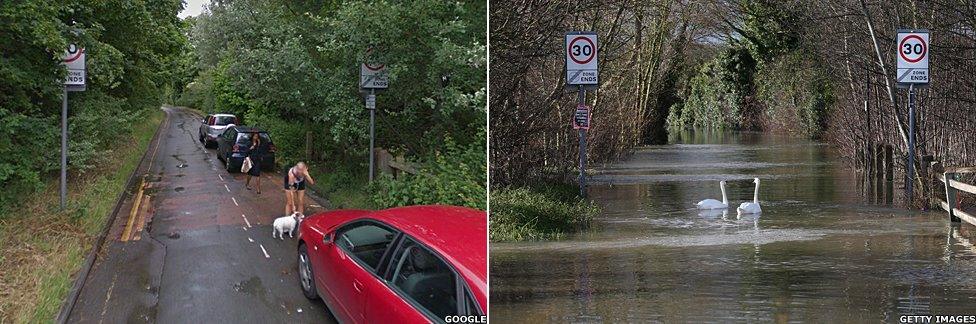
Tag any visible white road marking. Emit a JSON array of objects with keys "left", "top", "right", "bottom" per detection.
[
  {"left": 218, "top": 174, "right": 224, "bottom": 181},
  {"left": 259, "top": 244, "right": 270, "bottom": 258},
  {"left": 224, "top": 184, "right": 231, "bottom": 192},
  {"left": 248, "top": 237, "right": 254, "bottom": 243},
  {"left": 232, "top": 197, "right": 239, "bottom": 206},
  {"left": 242, "top": 226, "right": 248, "bottom": 231},
  {"left": 241, "top": 214, "right": 252, "bottom": 228}
]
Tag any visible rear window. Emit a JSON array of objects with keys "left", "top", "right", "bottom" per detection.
[
  {"left": 214, "top": 116, "right": 236, "bottom": 126},
  {"left": 235, "top": 132, "right": 271, "bottom": 144}
]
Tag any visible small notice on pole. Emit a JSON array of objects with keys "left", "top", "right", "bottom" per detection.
[
  {"left": 366, "top": 94, "right": 376, "bottom": 110},
  {"left": 573, "top": 104, "right": 590, "bottom": 130},
  {"left": 896, "top": 30, "right": 929, "bottom": 86},
  {"left": 63, "top": 44, "right": 86, "bottom": 91}
]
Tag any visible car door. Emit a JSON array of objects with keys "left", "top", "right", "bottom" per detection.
[
  {"left": 322, "top": 221, "right": 398, "bottom": 324},
  {"left": 200, "top": 114, "right": 211, "bottom": 136},
  {"left": 219, "top": 128, "right": 235, "bottom": 157},
  {"left": 369, "top": 237, "right": 463, "bottom": 324}
]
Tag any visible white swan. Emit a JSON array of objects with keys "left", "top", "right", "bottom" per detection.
[
  {"left": 737, "top": 178, "right": 762, "bottom": 215},
  {"left": 696, "top": 180, "right": 728, "bottom": 209}
]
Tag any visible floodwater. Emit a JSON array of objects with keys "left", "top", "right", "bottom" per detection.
[{"left": 490, "top": 131, "right": 976, "bottom": 322}]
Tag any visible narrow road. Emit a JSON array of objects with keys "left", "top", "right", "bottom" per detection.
[{"left": 67, "top": 107, "right": 336, "bottom": 323}]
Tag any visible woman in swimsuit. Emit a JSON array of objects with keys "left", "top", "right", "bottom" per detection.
[{"left": 284, "top": 162, "right": 315, "bottom": 215}]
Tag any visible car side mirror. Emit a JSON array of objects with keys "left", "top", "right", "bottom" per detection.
[{"left": 322, "top": 233, "right": 333, "bottom": 244}]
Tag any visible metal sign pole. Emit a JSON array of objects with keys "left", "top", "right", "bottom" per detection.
[
  {"left": 577, "top": 85, "right": 587, "bottom": 198},
  {"left": 907, "top": 84, "right": 915, "bottom": 204},
  {"left": 61, "top": 89, "right": 68, "bottom": 210},
  {"left": 368, "top": 88, "right": 376, "bottom": 183}
]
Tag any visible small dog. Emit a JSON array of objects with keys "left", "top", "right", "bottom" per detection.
[{"left": 272, "top": 212, "right": 303, "bottom": 240}]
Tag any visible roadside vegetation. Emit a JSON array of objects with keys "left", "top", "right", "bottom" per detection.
[
  {"left": 490, "top": 183, "right": 597, "bottom": 242},
  {"left": 491, "top": 0, "right": 976, "bottom": 208},
  {"left": 1, "top": 1, "right": 184, "bottom": 321},
  {"left": 177, "top": 1, "right": 486, "bottom": 210},
  {"left": 0, "top": 110, "right": 163, "bottom": 322}
]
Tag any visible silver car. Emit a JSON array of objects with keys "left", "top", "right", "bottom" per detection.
[{"left": 198, "top": 113, "right": 238, "bottom": 148}]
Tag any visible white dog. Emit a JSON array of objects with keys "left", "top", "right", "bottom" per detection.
[{"left": 272, "top": 212, "right": 303, "bottom": 240}]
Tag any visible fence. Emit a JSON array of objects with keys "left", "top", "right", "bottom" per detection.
[{"left": 933, "top": 164, "right": 976, "bottom": 225}]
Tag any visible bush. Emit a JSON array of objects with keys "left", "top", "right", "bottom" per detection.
[
  {"left": 755, "top": 52, "right": 834, "bottom": 138},
  {"left": 668, "top": 47, "right": 756, "bottom": 130},
  {"left": 370, "top": 136, "right": 486, "bottom": 210},
  {"left": 489, "top": 184, "right": 597, "bottom": 242}
]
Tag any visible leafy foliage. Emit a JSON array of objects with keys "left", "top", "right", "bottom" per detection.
[
  {"left": 182, "top": 0, "right": 486, "bottom": 209},
  {"left": 0, "top": 0, "right": 186, "bottom": 213},
  {"left": 370, "top": 136, "right": 486, "bottom": 210}
]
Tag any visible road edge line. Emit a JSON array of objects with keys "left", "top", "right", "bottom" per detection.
[{"left": 56, "top": 106, "right": 171, "bottom": 324}]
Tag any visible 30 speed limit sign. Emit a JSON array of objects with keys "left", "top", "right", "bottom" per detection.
[
  {"left": 896, "top": 30, "right": 929, "bottom": 85},
  {"left": 565, "top": 32, "right": 598, "bottom": 86}
]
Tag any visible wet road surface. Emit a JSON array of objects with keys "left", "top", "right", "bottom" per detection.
[
  {"left": 491, "top": 131, "right": 976, "bottom": 322},
  {"left": 68, "top": 107, "right": 336, "bottom": 323}
]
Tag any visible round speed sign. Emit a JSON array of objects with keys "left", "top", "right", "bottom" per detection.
[
  {"left": 899, "top": 35, "right": 927, "bottom": 63},
  {"left": 568, "top": 36, "right": 595, "bottom": 64}
]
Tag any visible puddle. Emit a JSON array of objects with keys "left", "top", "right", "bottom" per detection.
[
  {"left": 167, "top": 232, "right": 180, "bottom": 239},
  {"left": 233, "top": 276, "right": 267, "bottom": 297},
  {"left": 174, "top": 187, "right": 184, "bottom": 192}
]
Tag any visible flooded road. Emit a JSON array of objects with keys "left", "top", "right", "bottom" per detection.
[{"left": 490, "top": 131, "right": 976, "bottom": 322}]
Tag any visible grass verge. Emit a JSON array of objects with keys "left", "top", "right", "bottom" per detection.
[
  {"left": 489, "top": 183, "right": 598, "bottom": 242},
  {"left": 0, "top": 109, "right": 163, "bottom": 323}
]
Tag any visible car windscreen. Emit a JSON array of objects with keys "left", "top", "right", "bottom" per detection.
[
  {"left": 214, "top": 116, "right": 236, "bottom": 126},
  {"left": 235, "top": 132, "right": 272, "bottom": 146}
]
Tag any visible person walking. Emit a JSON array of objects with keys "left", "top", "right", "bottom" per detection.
[
  {"left": 284, "top": 162, "right": 315, "bottom": 215},
  {"left": 245, "top": 133, "right": 263, "bottom": 194}
]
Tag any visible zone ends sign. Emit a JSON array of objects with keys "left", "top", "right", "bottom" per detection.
[
  {"left": 360, "top": 62, "right": 388, "bottom": 89},
  {"left": 565, "top": 32, "right": 598, "bottom": 86},
  {"left": 63, "top": 44, "right": 85, "bottom": 89},
  {"left": 896, "top": 30, "right": 929, "bottom": 85}
]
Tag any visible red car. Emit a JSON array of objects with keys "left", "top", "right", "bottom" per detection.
[{"left": 297, "top": 205, "right": 487, "bottom": 323}]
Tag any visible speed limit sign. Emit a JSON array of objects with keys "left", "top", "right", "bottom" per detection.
[
  {"left": 896, "top": 30, "right": 929, "bottom": 85},
  {"left": 565, "top": 32, "right": 598, "bottom": 86}
]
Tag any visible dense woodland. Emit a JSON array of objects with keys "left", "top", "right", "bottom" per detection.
[
  {"left": 0, "top": 0, "right": 487, "bottom": 211},
  {"left": 0, "top": 0, "right": 187, "bottom": 211},
  {"left": 490, "top": 0, "right": 976, "bottom": 205},
  {"left": 178, "top": 1, "right": 486, "bottom": 208}
]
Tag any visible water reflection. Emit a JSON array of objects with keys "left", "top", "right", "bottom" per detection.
[{"left": 491, "top": 131, "right": 976, "bottom": 322}]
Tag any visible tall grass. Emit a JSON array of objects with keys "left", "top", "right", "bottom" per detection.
[
  {"left": 490, "top": 184, "right": 597, "bottom": 242},
  {"left": 0, "top": 109, "right": 163, "bottom": 323}
]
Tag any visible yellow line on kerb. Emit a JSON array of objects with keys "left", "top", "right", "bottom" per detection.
[{"left": 121, "top": 177, "right": 146, "bottom": 242}]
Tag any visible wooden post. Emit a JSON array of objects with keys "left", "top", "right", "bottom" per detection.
[
  {"left": 946, "top": 172, "right": 960, "bottom": 223},
  {"left": 920, "top": 155, "right": 933, "bottom": 210},
  {"left": 884, "top": 144, "right": 894, "bottom": 205},
  {"left": 931, "top": 161, "right": 943, "bottom": 209},
  {"left": 866, "top": 144, "right": 875, "bottom": 194},
  {"left": 876, "top": 143, "right": 885, "bottom": 203},
  {"left": 305, "top": 131, "right": 313, "bottom": 162}
]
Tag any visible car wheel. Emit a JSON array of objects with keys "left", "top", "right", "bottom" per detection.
[
  {"left": 298, "top": 244, "right": 319, "bottom": 300},
  {"left": 199, "top": 133, "right": 204, "bottom": 143}
]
